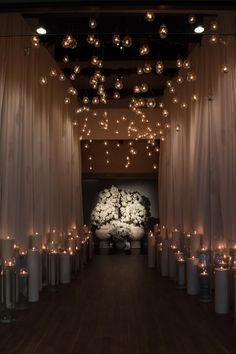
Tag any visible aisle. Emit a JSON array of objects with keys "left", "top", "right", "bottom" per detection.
[{"left": 0, "top": 255, "right": 235, "bottom": 354}]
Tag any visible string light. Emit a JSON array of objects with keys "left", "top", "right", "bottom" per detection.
[
  {"left": 188, "top": 15, "right": 196, "bottom": 24},
  {"left": 89, "top": 18, "right": 97, "bottom": 29},
  {"left": 112, "top": 34, "right": 121, "bottom": 45},
  {"left": 186, "top": 72, "right": 197, "bottom": 82},
  {"left": 221, "top": 65, "right": 229, "bottom": 74},
  {"left": 122, "top": 35, "right": 132, "bottom": 48},
  {"left": 176, "top": 59, "right": 183, "bottom": 68},
  {"left": 50, "top": 68, "right": 57, "bottom": 77},
  {"left": 59, "top": 73, "right": 66, "bottom": 81},
  {"left": 152, "top": 164, "right": 158, "bottom": 170},
  {"left": 159, "top": 24, "right": 168, "bottom": 39},
  {"left": 183, "top": 60, "right": 191, "bottom": 69},
  {"left": 139, "top": 44, "right": 150, "bottom": 55},
  {"left": 137, "top": 67, "right": 143, "bottom": 75},
  {"left": 143, "top": 63, "right": 152, "bottom": 74},
  {"left": 62, "top": 34, "right": 77, "bottom": 49},
  {"left": 31, "top": 35, "right": 40, "bottom": 48},
  {"left": 176, "top": 124, "right": 180, "bottom": 132},
  {"left": 63, "top": 55, "right": 69, "bottom": 63},
  {"left": 176, "top": 75, "right": 184, "bottom": 84},
  {"left": 87, "top": 33, "right": 95, "bottom": 44},
  {"left": 64, "top": 97, "right": 71, "bottom": 104},
  {"left": 145, "top": 12, "right": 155, "bottom": 22},
  {"left": 114, "top": 91, "right": 120, "bottom": 99},
  {"left": 73, "top": 65, "right": 80, "bottom": 74},
  {"left": 70, "top": 73, "right": 76, "bottom": 80},
  {"left": 156, "top": 61, "right": 164, "bottom": 74},
  {"left": 209, "top": 35, "right": 218, "bottom": 44},
  {"left": 39, "top": 76, "right": 47, "bottom": 85},
  {"left": 210, "top": 21, "right": 218, "bottom": 31},
  {"left": 146, "top": 98, "right": 156, "bottom": 109},
  {"left": 115, "top": 78, "right": 123, "bottom": 90}
]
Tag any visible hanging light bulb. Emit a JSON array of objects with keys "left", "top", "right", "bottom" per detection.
[
  {"left": 140, "top": 83, "right": 149, "bottom": 92},
  {"left": 114, "top": 91, "right": 120, "bottom": 99},
  {"left": 143, "top": 63, "right": 152, "bottom": 74},
  {"left": 169, "top": 86, "right": 175, "bottom": 94},
  {"left": 146, "top": 98, "right": 156, "bottom": 109},
  {"left": 87, "top": 33, "right": 95, "bottom": 44},
  {"left": 187, "top": 71, "right": 197, "bottom": 82},
  {"left": 59, "top": 73, "right": 66, "bottom": 81},
  {"left": 74, "top": 65, "right": 80, "bottom": 74},
  {"left": 64, "top": 97, "right": 71, "bottom": 104},
  {"left": 133, "top": 85, "right": 140, "bottom": 93},
  {"left": 176, "top": 75, "right": 184, "bottom": 84},
  {"left": 191, "top": 93, "right": 198, "bottom": 102},
  {"left": 31, "top": 35, "right": 40, "bottom": 48},
  {"left": 152, "top": 163, "right": 158, "bottom": 170},
  {"left": 91, "top": 56, "right": 99, "bottom": 66},
  {"left": 70, "top": 73, "right": 76, "bottom": 80},
  {"left": 68, "top": 87, "right": 77, "bottom": 95},
  {"left": 162, "top": 109, "right": 169, "bottom": 117},
  {"left": 122, "top": 35, "right": 132, "bottom": 48},
  {"left": 145, "top": 11, "right": 155, "bottom": 22},
  {"left": 210, "top": 21, "right": 218, "bottom": 31},
  {"left": 181, "top": 102, "right": 188, "bottom": 109},
  {"left": 137, "top": 66, "right": 143, "bottom": 75},
  {"left": 209, "top": 35, "right": 218, "bottom": 44},
  {"left": 176, "top": 58, "right": 183, "bottom": 68},
  {"left": 63, "top": 55, "right": 69, "bottom": 63},
  {"left": 112, "top": 34, "right": 121, "bottom": 45},
  {"left": 139, "top": 44, "right": 150, "bottom": 55},
  {"left": 94, "top": 39, "right": 100, "bottom": 48},
  {"left": 62, "top": 34, "right": 77, "bottom": 49},
  {"left": 39, "top": 75, "right": 47, "bottom": 85},
  {"left": 92, "top": 96, "right": 99, "bottom": 104},
  {"left": 166, "top": 80, "right": 172, "bottom": 87},
  {"left": 183, "top": 60, "right": 191, "bottom": 69},
  {"left": 89, "top": 18, "right": 97, "bottom": 29},
  {"left": 159, "top": 24, "right": 168, "bottom": 39},
  {"left": 83, "top": 97, "right": 89, "bottom": 104},
  {"left": 156, "top": 61, "right": 164, "bottom": 74},
  {"left": 50, "top": 68, "right": 57, "bottom": 77},
  {"left": 188, "top": 14, "right": 196, "bottom": 24},
  {"left": 221, "top": 65, "right": 229, "bottom": 73},
  {"left": 115, "top": 78, "right": 123, "bottom": 90},
  {"left": 176, "top": 124, "right": 180, "bottom": 132},
  {"left": 172, "top": 97, "right": 178, "bottom": 104}
]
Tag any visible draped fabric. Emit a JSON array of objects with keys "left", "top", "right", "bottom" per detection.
[
  {"left": 0, "top": 14, "right": 83, "bottom": 248},
  {"left": 159, "top": 15, "right": 236, "bottom": 249}
]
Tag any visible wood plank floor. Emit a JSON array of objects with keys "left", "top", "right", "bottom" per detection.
[{"left": 0, "top": 254, "right": 235, "bottom": 354}]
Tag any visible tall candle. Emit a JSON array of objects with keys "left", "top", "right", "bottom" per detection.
[
  {"left": 176, "top": 259, "right": 186, "bottom": 289},
  {"left": 190, "top": 232, "right": 201, "bottom": 257},
  {"left": 199, "top": 270, "right": 211, "bottom": 303},
  {"left": 28, "top": 248, "right": 40, "bottom": 302},
  {"left": 215, "top": 267, "right": 230, "bottom": 314},
  {"left": 60, "top": 251, "right": 70, "bottom": 284},
  {"left": 156, "top": 243, "right": 162, "bottom": 270},
  {"left": 172, "top": 230, "right": 181, "bottom": 249},
  {"left": 161, "top": 240, "right": 169, "bottom": 277},
  {"left": 168, "top": 248, "right": 177, "bottom": 279},
  {"left": 148, "top": 232, "right": 156, "bottom": 268},
  {"left": 160, "top": 226, "right": 166, "bottom": 241},
  {"left": 28, "top": 233, "right": 42, "bottom": 251},
  {"left": 1, "top": 259, "right": 16, "bottom": 323},
  {"left": 48, "top": 251, "right": 59, "bottom": 288},
  {"left": 0, "top": 237, "right": 15, "bottom": 260},
  {"left": 187, "top": 257, "right": 199, "bottom": 295}
]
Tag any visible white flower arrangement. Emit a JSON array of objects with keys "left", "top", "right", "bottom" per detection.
[{"left": 91, "top": 185, "right": 147, "bottom": 228}]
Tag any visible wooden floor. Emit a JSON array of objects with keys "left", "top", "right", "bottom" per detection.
[{"left": 0, "top": 254, "right": 235, "bottom": 354}]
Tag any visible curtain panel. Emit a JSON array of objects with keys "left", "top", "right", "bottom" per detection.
[
  {"left": 0, "top": 14, "right": 83, "bottom": 249},
  {"left": 159, "top": 15, "right": 236, "bottom": 249}
]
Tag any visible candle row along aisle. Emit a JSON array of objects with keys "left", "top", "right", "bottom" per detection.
[
  {"left": 147, "top": 225, "right": 236, "bottom": 324},
  {"left": 0, "top": 226, "right": 94, "bottom": 324}
]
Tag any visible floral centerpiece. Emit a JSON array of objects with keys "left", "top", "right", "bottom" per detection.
[{"left": 91, "top": 185, "right": 149, "bottom": 248}]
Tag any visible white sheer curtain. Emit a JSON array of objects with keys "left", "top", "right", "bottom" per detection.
[
  {"left": 0, "top": 14, "right": 83, "bottom": 248},
  {"left": 159, "top": 15, "right": 236, "bottom": 249}
]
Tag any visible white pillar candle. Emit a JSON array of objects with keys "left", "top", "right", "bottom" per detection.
[
  {"left": 199, "top": 270, "right": 211, "bottom": 303},
  {"left": 48, "top": 251, "right": 59, "bottom": 287},
  {"left": 38, "top": 252, "right": 42, "bottom": 291},
  {"left": 28, "top": 249, "right": 40, "bottom": 302},
  {"left": 215, "top": 267, "right": 230, "bottom": 314},
  {"left": 28, "top": 234, "right": 42, "bottom": 251},
  {"left": 230, "top": 267, "right": 236, "bottom": 311},
  {"left": 187, "top": 257, "right": 199, "bottom": 295},
  {"left": 47, "top": 230, "right": 59, "bottom": 244},
  {"left": 67, "top": 238, "right": 76, "bottom": 253},
  {"left": 190, "top": 233, "right": 201, "bottom": 257},
  {"left": 153, "top": 224, "right": 159, "bottom": 235},
  {"left": 172, "top": 230, "right": 181, "bottom": 249},
  {"left": 148, "top": 232, "right": 156, "bottom": 268},
  {"left": 60, "top": 251, "right": 71, "bottom": 284},
  {"left": 168, "top": 248, "right": 177, "bottom": 279},
  {"left": 156, "top": 243, "right": 162, "bottom": 269},
  {"left": 0, "top": 237, "right": 15, "bottom": 260},
  {"left": 161, "top": 240, "right": 169, "bottom": 277},
  {"left": 176, "top": 259, "right": 186, "bottom": 288},
  {"left": 160, "top": 226, "right": 166, "bottom": 241}
]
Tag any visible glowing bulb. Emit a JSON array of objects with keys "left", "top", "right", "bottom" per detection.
[
  {"left": 159, "top": 24, "right": 168, "bottom": 39},
  {"left": 74, "top": 65, "right": 80, "bottom": 74},
  {"left": 87, "top": 33, "right": 95, "bottom": 44},
  {"left": 172, "top": 97, "right": 178, "bottom": 104},
  {"left": 115, "top": 79, "right": 123, "bottom": 90},
  {"left": 181, "top": 102, "right": 188, "bottom": 109},
  {"left": 39, "top": 75, "right": 47, "bottom": 85},
  {"left": 210, "top": 21, "right": 218, "bottom": 31},
  {"left": 50, "top": 68, "right": 57, "bottom": 77},
  {"left": 70, "top": 73, "right": 76, "bottom": 80},
  {"left": 162, "top": 109, "right": 169, "bottom": 117},
  {"left": 137, "top": 67, "right": 143, "bottom": 75},
  {"left": 183, "top": 60, "right": 191, "bottom": 69},
  {"left": 145, "top": 12, "right": 155, "bottom": 22},
  {"left": 176, "top": 76, "right": 184, "bottom": 84},
  {"left": 59, "top": 73, "right": 66, "bottom": 81},
  {"left": 156, "top": 61, "right": 164, "bottom": 74},
  {"left": 187, "top": 72, "right": 197, "bottom": 82},
  {"left": 89, "top": 18, "right": 97, "bottom": 29},
  {"left": 176, "top": 124, "right": 180, "bottom": 132},
  {"left": 191, "top": 94, "right": 198, "bottom": 102},
  {"left": 143, "top": 63, "right": 152, "bottom": 74},
  {"left": 83, "top": 97, "right": 89, "bottom": 104},
  {"left": 31, "top": 35, "right": 40, "bottom": 48},
  {"left": 209, "top": 35, "right": 218, "bottom": 44},
  {"left": 63, "top": 55, "right": 69, "bottom": 63},
  {"left": 221, "top": 65, "right": 229, "bottom": 73},
  {"left": 140, "top": 83, "right": 149, "bottom": 92},
  {"left": 146, "top": 98, "right": 156, "bottom": 109},
  {"left": 139, "top": 44, "right": 150, "bottom": 56},
  {"left": 176, "top": 59, "right": 183, "bottom": 68},
  {"left": 122, "top": 35, "right": 132, "bottom": 48},
  {"left": 64, "top": 97, "right": 70, "bottom": 104},
  {"left": 114, "top": 91, "right": 120, "bottom": 99},
  {"left": 112, "top": 34, "right": 121, "bottom": 45},
  {"left": 152, "top": 163, "right": 158, "bottom": 170},
  {"left": 188, "top": 14, "right": 196, "bottom": 24}
]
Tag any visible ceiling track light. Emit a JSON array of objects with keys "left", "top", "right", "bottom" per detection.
[{"left": 194, "top": 25, "right": 205, "bottom": 34}]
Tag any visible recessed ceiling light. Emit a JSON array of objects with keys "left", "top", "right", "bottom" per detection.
[
  {"left": 36, "top": 27, "right": 47, "bottom": 35},
  {"left": 194, "top": 25, "right": 205, "bottom": 34}
]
